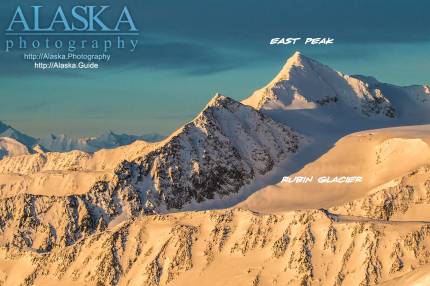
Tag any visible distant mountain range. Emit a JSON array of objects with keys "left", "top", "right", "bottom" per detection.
[
  {"left": 38, "top": 131, "right": 165, "bottom": 153},
  {"left": 0, "top": 121, "right": 165, "bottom": 159}
]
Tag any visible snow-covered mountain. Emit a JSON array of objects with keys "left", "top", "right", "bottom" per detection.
[
  {"left": 0, "top": 120, "right": 164, "bottom": 158},
  {"left": 0, "top": 94, "right": 302, "bottom": 215},
  {"left": 355, "top": 75, "right": 430, "bottom": 120},
  {"left": 0, "top": 137, "right": 31, "bottom": 158},
  {"left": 243, "top": 52, "right": 395, "bottom": 117},
  {"left": 133, "top": 94, "right": 302, "bottom": 211},
  {"left": 3, "top": 179, "right": 430, "bottom": 286},
  {"left": 0, "top": 121, "right": 37, "bottom": 147},
  {"left": 0, "top": 94, "right": 306, "bottom": 286},
  {"left": 242, "top": 52, "right": 430, "bottom": 139}
]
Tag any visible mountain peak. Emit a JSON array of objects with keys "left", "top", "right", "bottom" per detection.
[
  {"left": 195, "top": 94, "right": 240, "bottom": 124},
  {"left": 274, "top": 51, "right": 315, "bottom": 82},
  {"left": 205, "top": 93, "right": 235, "bottom": 108},
  {"left": 289, "top": 51, "right": 304, "bottom": 63},
  {"left": 242, "top": 52, "right": 397, "bottom": 118}
]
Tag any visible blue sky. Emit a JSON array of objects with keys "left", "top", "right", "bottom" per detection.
[{"left": 0, "top": 0, "right": 429, "bottom": 137}]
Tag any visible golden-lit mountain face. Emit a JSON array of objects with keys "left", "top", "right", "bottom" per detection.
[{"left": 1, "top": 54, "right": 430, "bottom": 285}]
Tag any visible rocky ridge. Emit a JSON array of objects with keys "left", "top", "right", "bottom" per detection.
[
  {"left": 1, "top": 205, "right": 430, "bottom": 286},
  {"left": 0, "top": 95, "right": 302, "bottom": 254}
]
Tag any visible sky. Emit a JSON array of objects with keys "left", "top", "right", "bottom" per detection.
[{"left": 0, "top": 0, "right": 429, "bottom": 138}]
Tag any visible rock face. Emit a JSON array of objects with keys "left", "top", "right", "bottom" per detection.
[
  {"left": 0, "top": 94, "right": 306, "bottom": 285},
  {"left": 0, "top": 172, "right": 146, "bottom": 252},
  {"left": 0, "top": 94, "right": 302, "bottom": 254},
  {"left": 2, "top": 159, "right": 430, "bottom": 285},
  {"left": 1, "top": 206, "right": 430, "bottom": 286},
  {"left": 330, "top": 165, "right": 430, "bottom": 222},
  {"left": 135, "top": 94, "right": 302, "bottom": 211}
]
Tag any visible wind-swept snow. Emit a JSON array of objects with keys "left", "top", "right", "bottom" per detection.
[
  {"left": 238, "top": 125, "right": 430, "bottom": 213},
  {"left": 243, "top": 52, "right": 430, "bottom": 140},
  {"left": 243, "top": 51, "right": 396, "bottom": 118}
]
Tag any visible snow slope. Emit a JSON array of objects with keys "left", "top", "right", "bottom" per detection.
[
  {"left": 0, "top": 137, "right": 30, "bottom": 159},
  {"left": 381, "top": 264, "right": 430, "bottom": 286},
  {"left": 0, "top": 121, "right": 37, "bottom": 147},
  {"left": 238, "top": 124, "right": 430, "bottom": 213},
  {"left": 242, "top": 52, "right": 430, "bottom": 142},
  {"left": 243, "top": 51, "right": 396, "bottom": 118},
  {"left": 0, "top": 140, "right": 156, "bottom": 197}
]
